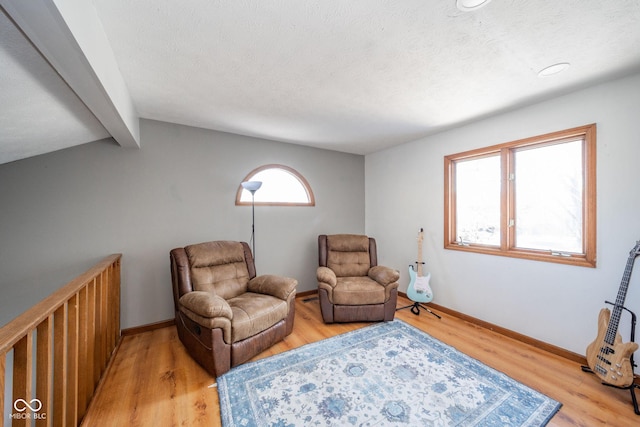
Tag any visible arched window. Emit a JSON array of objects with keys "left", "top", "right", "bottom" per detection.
[{"left": 235, "top": 164, "right": 315, "bottom": 206}]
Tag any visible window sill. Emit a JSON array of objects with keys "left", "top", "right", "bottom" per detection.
[{"left": 444, "top": 243, "right": 596, "bottom": 268}]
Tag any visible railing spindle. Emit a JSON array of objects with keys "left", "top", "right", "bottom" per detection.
[
  {"left": 66, "top": 294, "right": 78, "bottom": 427},
  {"left": 1, "top": 352, "right": 5, "bottom": 427},
  {"left": 53, "top": 303, "right": 68, "bottom": 427},
  {"left": 36, "top": 316, "right": 53, "bottom": 427},
  {"left": 93, "top": 275, "right": 102, "bottom": 389},
  {"left": 85, "top": 280, "right": 96, "bottom": 394},
  {"left": 12, "top": 332, "right": 32, "bottom": 427},
  {"left": 76, "top": 288, "right": 88, "bottom": 420},
  {"left": 0, "top": 254, "right": 121, "bottom": 427}
]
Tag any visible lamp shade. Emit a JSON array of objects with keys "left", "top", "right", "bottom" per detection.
[{"left": 241, "top": 181, "right": 262, "bottom": 193}]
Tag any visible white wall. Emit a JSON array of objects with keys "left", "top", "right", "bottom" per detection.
[
  {"left": 0, "top": 119, "right": 365, "bottom": 329},
  {"left": 366, "top": 72, "right": 640, "bottom": 359},
  {"left": 2, "top": 72, "right": 639, "bottom": 364}
]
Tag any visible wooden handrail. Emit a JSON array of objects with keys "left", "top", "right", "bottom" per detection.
[{"left": 0, "top": 254, "right": 121, "bottom": 427}]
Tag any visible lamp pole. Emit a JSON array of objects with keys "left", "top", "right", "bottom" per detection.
[
  {"left": 241, "top": 181, "right": 262, "bottom": 260},
  {"left": 250, "top": 190, "right": 256, "bottom": 257}
]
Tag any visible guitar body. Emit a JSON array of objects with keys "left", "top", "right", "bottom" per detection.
[
  {"left": 585, "top": 241, "right": 640, "bottom": 388},
  {"left": 407, "top": 228, "right": 433, "bottom": 304},
  {"left": 586, "top": 308, "right": 639, "bottom": 387},
  {"left": 407, "top": 265, "right": 433, "bottom": 303}
]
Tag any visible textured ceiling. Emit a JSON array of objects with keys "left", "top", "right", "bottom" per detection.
[{"left": 1, "top": 0, "right": 640, "bottom": 163}]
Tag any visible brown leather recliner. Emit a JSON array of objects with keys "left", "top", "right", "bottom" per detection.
[
  {"left": 317, "top": 234, "right": 399, "bottom": 323},
  {"left": 170, "top": 240, "right": 297, "bottom": 377}
]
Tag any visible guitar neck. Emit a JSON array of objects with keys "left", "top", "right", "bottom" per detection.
[
  {"left": 604, "top": 253, "right": 637, "bottom": 345},
  {"left": 417, "top": 243, "right": 423, "bottom": 276}
]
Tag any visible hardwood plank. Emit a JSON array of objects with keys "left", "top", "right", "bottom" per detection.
[
  {"left": 82, "top": 295, "right": 640, "bottom": 426},
  {"left": 82, "top": 327, "right": 218, "bottom": 426}
]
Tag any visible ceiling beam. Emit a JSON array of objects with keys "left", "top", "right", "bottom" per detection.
[{"left": 1, "top": 0, "right": 140, "bottom": 148}]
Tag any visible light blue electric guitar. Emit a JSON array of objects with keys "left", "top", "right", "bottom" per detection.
[{"left": 407, "top": 228, "right": 433, "bottom": 303}]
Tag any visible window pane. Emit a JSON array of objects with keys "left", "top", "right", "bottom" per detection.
[
  {"left": 455, "top": 155, "right": 501, "bottom": 246},
  {"left": 514, "top": 140, "right": 583, "bottom": 252},
  {"left": 240, "top": 168, "right": 310, "bottom": 203},
  {"left": 445, "top": 124, "right": 595, "bottom": 267}
]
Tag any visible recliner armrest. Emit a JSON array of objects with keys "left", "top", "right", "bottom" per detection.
[
  {"left": 317, "top": 266, "right": 337, "bottom": 287},
  {"left": 368, "top": 266, "right": 400, "bottom": 287},
  {"left": 179, "top": 291, "right": 233, "bottom": 319},
  {"left": 248, "top": 275, "right": 298, "bottom": 301}
]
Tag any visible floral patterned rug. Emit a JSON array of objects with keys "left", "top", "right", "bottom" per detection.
[{"left": 217, "top": 320, "right": 561, "bottom": 426}]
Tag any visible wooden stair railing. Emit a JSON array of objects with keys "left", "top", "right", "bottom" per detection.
[{"left": 0, "top": 254, "right": 121, "bottom": 427}]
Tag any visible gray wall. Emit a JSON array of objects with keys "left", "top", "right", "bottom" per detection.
[
  {"left": 366, "top": 72, "right": 640, "bottom": 363},
  {"left": 0, "top": 119, "right": 365, "bottom": 328}
]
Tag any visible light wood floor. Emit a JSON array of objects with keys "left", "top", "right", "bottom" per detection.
[{"left": 81, "top": 295, "right": 639, "bottom": 426}]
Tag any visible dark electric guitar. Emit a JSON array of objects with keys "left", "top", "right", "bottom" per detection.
[{"left": 586, "top": 241, "right": 640, "bottom": 388}]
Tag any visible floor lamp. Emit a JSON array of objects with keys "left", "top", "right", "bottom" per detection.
[{"left": 241, "top": 181, "right": 262, "bottom": 260}]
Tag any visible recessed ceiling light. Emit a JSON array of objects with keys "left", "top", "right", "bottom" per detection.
[
  {"left": 456, "top": 0, "right": 493, "bottom": 12},
  {"left": 538, "top": 62, "right": 571, "bottom": 77}
]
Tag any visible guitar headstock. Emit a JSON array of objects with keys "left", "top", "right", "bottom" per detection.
[
  {"left": 631, "top": 240, "right": 640, "bottom": 257},
  {"left": 417, "top": 228, "right": 424, "bottom": 244}
]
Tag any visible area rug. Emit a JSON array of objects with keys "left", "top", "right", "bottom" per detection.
[{"left": 217, "top": 320, "right": 561, "bottom": 426}]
